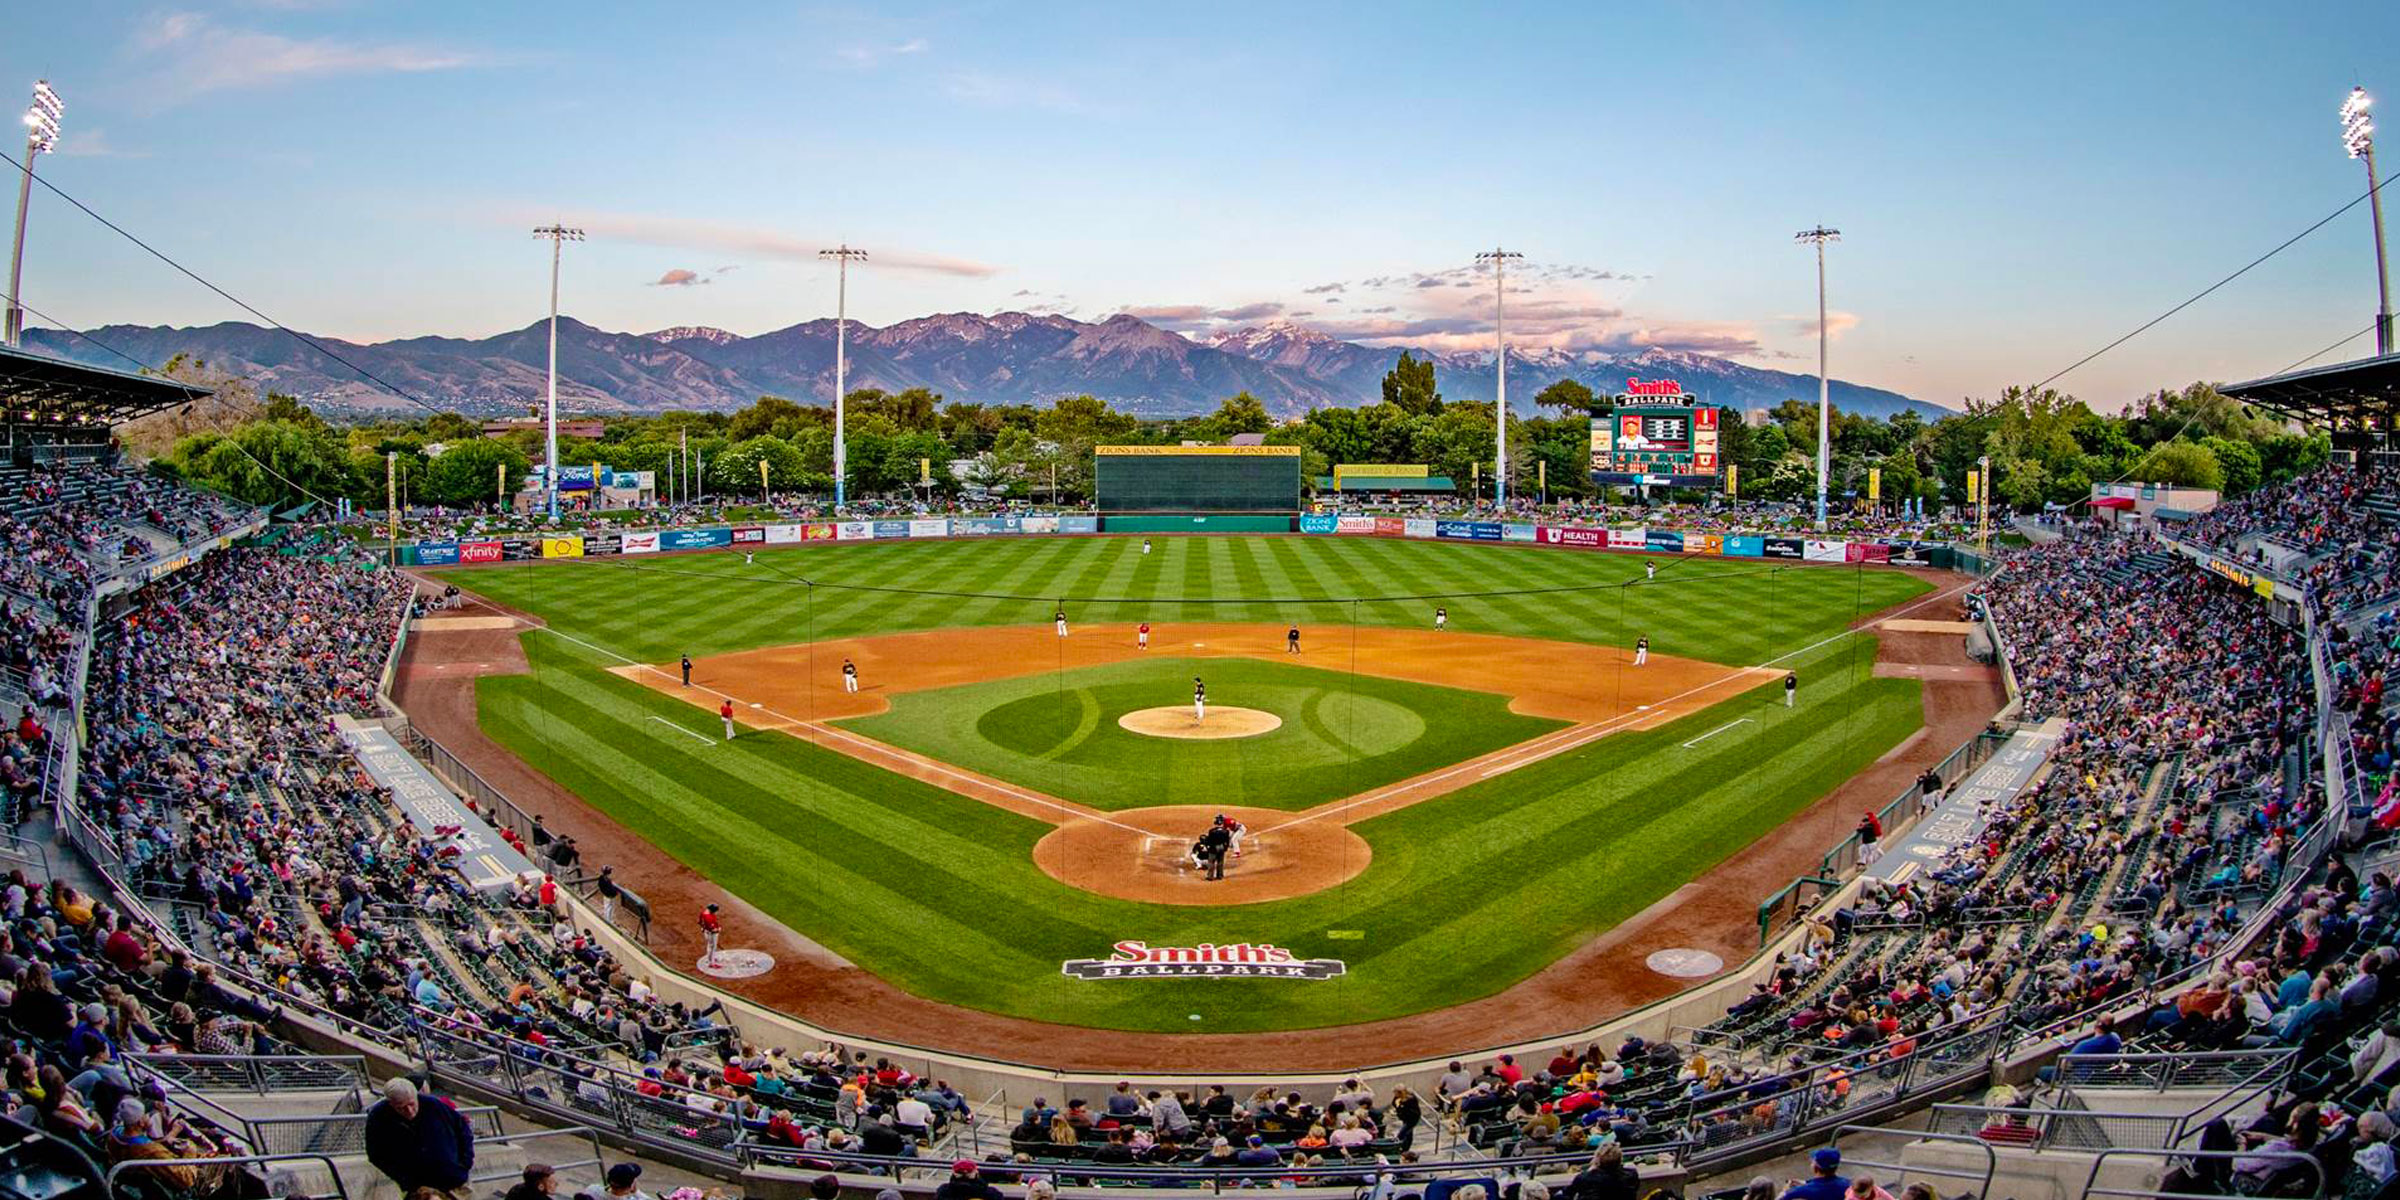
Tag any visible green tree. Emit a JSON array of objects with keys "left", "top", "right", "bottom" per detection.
[
  {"left": 2198, "top": 435, "right": 2262, "bottom": 495},
  {"left": 2127, "top": 441, "right": 2224, "bottom": 490},
  {"left": 1034, "top": 395, "right": 1138, "bottom": 498},
  {"left": 729, "top": 396, "right": 815, "bottom": 441},
  {"left": 1531, "top": 378, "right": 1597, "bottom": 415},
  {"left": 1206, "top": 392, "right": 1274, "bottom": 437},
  {"left": 858, "top": 387, "right": 942, "bottom": 431},
  {"left": 423, "top": 439, "right": 531, "bottom": 508},
  {"left": 1380, "top": 351, "right": 1443, "bottom": 415},
  {"left": 709, "top": 436, "right": 810, "bottom": 493},
  {"left": 167, "top": 420, "right": 363, "bottom": 508}
]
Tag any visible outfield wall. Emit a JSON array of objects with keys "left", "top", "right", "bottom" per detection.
[{"left": 400, "top": 514, "right": 1958, "bottom": 570}]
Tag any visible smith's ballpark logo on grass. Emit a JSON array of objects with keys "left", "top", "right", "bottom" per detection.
[{"left": 1062, "top": 941, "right": 1347, "bottom": 981}]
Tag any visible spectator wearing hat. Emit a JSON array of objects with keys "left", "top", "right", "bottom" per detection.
[
  {"left": 934, "top": 1160, "right": 1003, "bottom": 1200},
  {"left": 603, "top": 1162, "right": 652, "bottom": 1200},
  {"left": 506, "top": 1163, "right": 558, "bottom": 1200},
  {"left": 366, "top": 1077, "right": 475, "bottom": 1195},
  {"left": 1235, "top": 1135, "right": 1282, "bottom": 1167},
  {"left": 1779, "top": 1149, "right": 1849, "bottom": 1200}
]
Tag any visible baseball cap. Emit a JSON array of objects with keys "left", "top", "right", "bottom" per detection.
[
  {"left": 606, "top": 1164, "right": 642, "bottom": 1188},
  {"left": 952, "top": 1159, "right": 978, "bottom": 1174},
  {"left": 1812, "top": 1148, "right": 1842, "bottom": 1169}
]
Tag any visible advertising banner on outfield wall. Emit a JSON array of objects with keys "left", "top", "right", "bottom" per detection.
[
  {"left": 838, "top": 521, "right": 874, "bottom": 540},
  {"left": 540, "top": 536, "right": 584, "bottom": 559},
  {"left": 1761, "top": 537, "right": 1802, "bottom": 559},
  {"left": 1020, "top": 515, "right": 1059, "bottom": 534},
  {"left": 1503, "top": 523, "right": 1537, "bottom": 542},
  {"left": 461, "top": 541, "right": 503, "bottom": 563},
  {"left": 1721, "top": 535, "right": 1761, "bottom": 557},
  {"left": 874, "top": 520, "right": 913, "bottom": 539},
  {"left": 1374, "top": 516, "right": 1406, "bottom": 537},
  {"left": 801, "top": 523, "right": 836, "bottom": 542},
  {"left": 1299, "top": 515, "right": 1339, "bottom": 534},
  {"left": 1803, "top": 539, "right": 1846, "bottom": 563},
  {"left": 661, "top": 529, "right": 730, "bottom": 551},
  {"left": 1845, "top": 542, "right": 1890, "bottom": 564},
  {"left": 1885, "top": 542, "right": 1933, "bottom": 567},
  {"left": 584, "top": 534, "right": 622, "bottom": 556},
  {"left": 1539, "top": 525, "right": 1603, "bottom": 548},
  {"left": 955, "top": 517, "right": 1008, "bottom": 536},
  {"left": 731, "top": 526, "right": 766, "bottom": 545},
  {"left": 1337, "top": 515, "right": 1377, "bottom": 535},
  {"left": 620, "top": 532, "right": 660, "bottom": 554},
  {"left": 1059, "top": 516, "right": 1100, "bottom": 534},
  {"left": 415, "top": 541, "right": 460, "bottom": 566},
  {"left": 502, "top": 538, "right": 536, "bottom": 561},
  {"left": 1607, "top": 528, "right": 1646, "bottom": 550},
  {"left": 1435, "top": 520, "right": 1501, "bottom": 540},
  {"left": 1644, "top": 530, "right": 1684, "bottom": 553},
  {"left": 909, "top": 518, "right": 950, "bottom": 538},
  {"left": 763, "top": 524, "right": 805, "bottom": 544},
  {"left": 1690, "top": 534, "right": 1724, "bottom": 555},
  {"left": 1403, "top": 518, "right": 1437, "bottom": 538}
]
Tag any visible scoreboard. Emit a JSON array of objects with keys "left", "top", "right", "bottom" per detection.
[{"left": 1590, "top": 379, "right": 1723, "bottom": 487}]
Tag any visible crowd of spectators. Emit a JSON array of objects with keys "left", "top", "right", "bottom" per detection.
[{"left": 2182, "top": 459, "right": 2400, "bottom": 619}]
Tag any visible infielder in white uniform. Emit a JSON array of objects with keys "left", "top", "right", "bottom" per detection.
[
  {"left": 1633, "top": 636, "right": 1648, "bottom": 667},
  {"left": 1193, "top": 677, "right": 1206, "bottom": 723},
  {"left": 842, "top": 658, "right": 859, "bottom": 693},
  {"left": 1055, "top": 609, "right": 1068, "bottom": 638}
]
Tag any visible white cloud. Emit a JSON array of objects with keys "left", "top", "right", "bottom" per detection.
[
  {"left": 837, "top": 37, "right": 930, "bottom": 67},
  {"left": 492, "top": 207, "right": 1001, "bottom": 278},
  {"left": 649, "top": 268, "right": 710, "bottom": 287},
  {"left": 129, "top": 11, "right": 499, "bottom": 104},
  {"left": 1779, "top": 310, "right": 1861, "bottom": 340}
]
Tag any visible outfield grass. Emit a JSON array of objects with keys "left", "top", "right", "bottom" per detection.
[
  {"left": 841, "top": 656, "right": 1566, "bottom": 813},
  {"left": 441, "top": 536, "right": 1936, "bottom": 1031}
]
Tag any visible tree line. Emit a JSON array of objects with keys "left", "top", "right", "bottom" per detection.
[{"left": 142, "top": 351, "right": 2328, "bottom": 515}]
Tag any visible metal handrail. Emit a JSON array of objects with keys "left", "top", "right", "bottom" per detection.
[
  {"left": 461, "top": 1126, "right": 606, "bottom": 1189},
  {"left": 104, "top": 1151, "right": 349, "bottom": 1200},
  {"left": 2081, "top": 1145, "right": 2320, "bottom": 1200},
  {"left": 1828, "top": 1125, "right": 1997, "bottom": 1199}
]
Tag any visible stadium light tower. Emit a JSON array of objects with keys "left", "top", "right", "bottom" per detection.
[
  {"left": 534, "top": 224, "right": 584, "bottom": 519},
  {"left": 2343, "top": 87, "right": 2394, "bottom": 357},
  {"left": 1795, "top": 225, "right": 1841, "bottom": 530},
  {"left": 1476, "top": 248, "right": 1522, "bottom": 508},
  {"left": 820, "top": 244, "right": 868, "bottom": 509},
  {"left": 5, "top": 80, "right": 63, "bottom": 348}
]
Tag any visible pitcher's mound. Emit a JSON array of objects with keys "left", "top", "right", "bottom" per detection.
[{"left": 1117, "top": 705, "right": 1280, "bottom": 740}]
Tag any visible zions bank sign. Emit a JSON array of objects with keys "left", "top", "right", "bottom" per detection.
[{"left": 1061, "top": 941, "right": 1347, "bottom": 981}]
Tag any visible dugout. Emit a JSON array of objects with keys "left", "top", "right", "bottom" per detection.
[{"left": 1093, "top": 445, "right": 1300, "bottom": 514}]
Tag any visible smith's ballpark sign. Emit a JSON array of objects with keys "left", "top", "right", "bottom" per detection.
[{"left": 1062, "top": 941, "right": 1347, "bottom": 981}]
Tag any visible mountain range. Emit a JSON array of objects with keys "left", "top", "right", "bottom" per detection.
[{"left": 24, "top": 312, "right": 1946, "bottom": 421}]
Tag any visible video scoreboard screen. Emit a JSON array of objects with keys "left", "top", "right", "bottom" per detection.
[{"left": 1590, "top": 379, "right": 1722, "bottom": 487}]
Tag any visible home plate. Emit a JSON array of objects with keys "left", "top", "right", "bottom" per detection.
[
  {"left": 698, "top": 949, "right": 776, "bottom": 979},
  {"left": 1645, "top": 948, "right": 1723, "bottom": 978}
]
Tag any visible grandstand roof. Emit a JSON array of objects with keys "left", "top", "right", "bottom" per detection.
[
  {"left": 0, "top": 343, "right": 213, "bottom": 426},
  {"left": 2221, "top": 353, "right": 2400, "bottom": 429}
]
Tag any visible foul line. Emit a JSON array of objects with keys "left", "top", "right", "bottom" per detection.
[
  {"left": 1259, "top": 577, "right": 1980, "bottom": 835},
  {"left": 646, "top": 715, "right": 716, "bottom": 746},
  {"left": 1680, "top": 718, "right": 1754, "bottom": 749}
]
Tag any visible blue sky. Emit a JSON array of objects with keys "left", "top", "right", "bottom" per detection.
[{"left": 1, "top": 1, "right": 2394, "bottom": 410}]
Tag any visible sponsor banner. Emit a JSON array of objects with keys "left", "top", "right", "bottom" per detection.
[
  {"left": 1886, "top": 542, "right": 1933, "bottom": 567},
  {"left": 584, "top": 534, "right": 622, "bottom": 556},
  {"left": 1870, "top": 725, "right": 2061, "bottom": 882},
  {"left": 800, "top": 523, "right": 837, "bottom": 542},
  {"left": 540, "top": 536, "right": 584, "bottom": 559},
  {"left": 2202, "top": 556, "right": 2252, "bottom": 588},
  {"left": 461, "top": 540, "right": 504, "bottom": 563},
  {"left": 1689, "top": 533, "right": 1724, "bottom": 556},
  {"left": 1336, "top": 515, "right": 1378, "bottom": 535},
  {"left": 1644, "top": 530, "right": 1684, "bottom": 554},
  {"left": 1540, "top": 525, "right": 1604, "bottom": 548},
  {"left": 1803, "top": 539, "right": 1845, "bottom": 563},
  {"left": 1299, "top": 515, "right": 1340, "bottom": 534},
  {"left": 1058, "top": 515, "right": 1101, "bottom": 534},
  {"left": 501, "top": 538, "right": 537, "bottom": 561},
  {"left": 1607, "top": 528, "right": 1647, "bottom": 550},
  {"left": 1503, "top": 523, "right": 1538, "bottom": 543},
  {"left": 837, "top": 521, "right": 875, "bottom": 540},
  {"left": 1721, "top": 535, "right": 1763, "bottom": 557},
  {"left": 1403, "top": 517, "right": 1437, "bottom": 539},
  {"left": 1845, "top": 542, "right": 1891, "bottom": 564},
  {"left": 1435, "top": 519, "right": 1501, "bottom": 540},
  {"left": 1373, "top": 516, "right": 1406, "bottom": 537},
  {"left": 1761, "top": 536, "right": 1803, "bottom": 560},
  {"left": 1061, "top": 941, "right": 1346, "bottom": 982},
  {"left": 731, "top": 526, "right": 766, "bottom": 545},
  {"left": 147, "top": 553, "right": 191, "bottom": 580},
  {"left": 908, "top": 518, "right": 950, "bottom": 539},
  {"left": 954, "top": 517, "right": 1008, "bottom": 536},
  {"left": 621, "top": 532, "right": 660, "bottom": 555},
  {"left": 873, "top": 520, "right": 913, "bottom": 539},
  {"left": 1021, "top": 515, "right": 1061, "bottom": 534},
  {"left": 554, "top": 465, "right": 597, "bottom": 492},
  {"left": 605, "top": 470, "right": 648, "bottom": 490},
  {"left": 415, "top": 541, "right": 461, "bottom": 566},
  {"left": 661, "top": 528, "right": 730, "bottom": 552}
]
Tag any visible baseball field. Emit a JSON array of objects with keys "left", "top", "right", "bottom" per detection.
[{"left": 428, "top": 534, "right": 1935, "bottom": 1033}]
